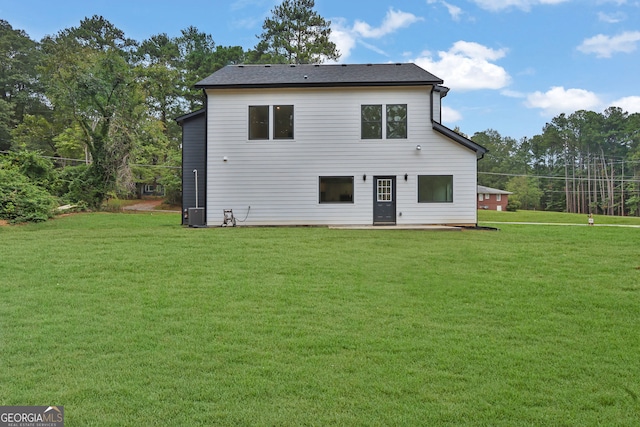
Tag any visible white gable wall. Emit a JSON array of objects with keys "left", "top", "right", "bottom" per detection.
[{"left": 205, "top": 86, "right": 478, "bottom": 226}]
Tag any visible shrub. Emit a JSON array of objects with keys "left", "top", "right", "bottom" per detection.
[
  {"left": 0, "top": 168, "right": 58, "bottom": 223},
  {"left": 506, "top": 199, "right": 521, "bottom": 212},
  {"left": 54, "top": 164, "right": 106, "bottom": 208},
  {"left": 160, "top": 171, "right": 181, "bottom": 206},
  {"left": 1, "top": 150, "right": 57, "bottom": 190}
]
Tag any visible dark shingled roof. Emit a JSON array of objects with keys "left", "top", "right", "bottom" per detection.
[{"left": 195, "top": 63, "right": 443, "bottom": 89}]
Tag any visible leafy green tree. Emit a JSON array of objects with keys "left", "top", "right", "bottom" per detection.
[
  {"left": 52, "top": 123, "right": 89, "bottom": 161},
  {"left": 0, "top": 19, "right": 46, "bottom": 147},
  {"left": 250, "top": 0, "right": 339, "bottom": 64},
  {"left": 177, "top": 27, "right": 244, "bottom": 109},
  {"left": 40, "top": 16, "right": 144, "bottom": 206},
  {"left": 473, "top": 129, "right": 525, "bottom": 190},
  {"left": 0, "top": 98, "right": 12, "bottom": 150},
  {"left": 136, "top": 33, "right": 183, "bottom": 132},
  {"left": 506, "top": 176, "right": 543, "bottom": 210},
  {"left": 11, "top": 114, "right": 58, "bottom": 155}
]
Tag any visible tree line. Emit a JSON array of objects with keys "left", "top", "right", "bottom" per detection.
[
  {"left": 473, "top": 108, "right": 640, "bottom": 216},
  {"left": 0, "top": 0, "right": 337, "bottom": 222},
  {"left": 1, "top": 0, "right": 639, "bottom": 222}
]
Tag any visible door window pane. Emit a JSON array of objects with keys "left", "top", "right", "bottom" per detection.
[
  {"left": 377, "top": 179, "right": 392, "bottom": 202},
  {"left": 249, "top": 106, "right": 269, "bottom": 140}
]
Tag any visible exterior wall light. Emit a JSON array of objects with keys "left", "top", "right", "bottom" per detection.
[
  {"left": 404, "top": 173, "right": 408, "bottom": 181},
  {"left": 363, "top": 174, "right": 367, "bottom": 181},
  {"left": 416, "top": 145, "right": 421, "bottom": 151}
]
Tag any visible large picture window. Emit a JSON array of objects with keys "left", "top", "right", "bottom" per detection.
[
  {"left": 249, "top": 106, "right": 269, "bottom": 140},
  {"left": 418, "top": 175, "right": 453, "bottom": 203},
  {"left": 386, "top": 104, "right": 407, "bottom": 139},
  {"left": 361, "top": 105, "right": 382, "bottom": 139},
  {"left": 319, "top": 177, "right": 354, "bottom": 203},
  {"left": 274, "top": 105, "right": 294, "bottom": 139}
]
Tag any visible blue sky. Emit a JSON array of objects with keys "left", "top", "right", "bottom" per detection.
[{"left": 2, "top": 0, "right": 640, "bottom": 140}]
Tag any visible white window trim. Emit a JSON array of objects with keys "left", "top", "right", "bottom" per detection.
[
  {"left": 361, "top": 104, "right": 407, "bottom": 140},
  {"left": 248, "top": 105, "right": 295, "bottom": 141}
]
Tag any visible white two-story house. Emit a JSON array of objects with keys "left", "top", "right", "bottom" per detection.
[{"left": 178, "top": 63, "right": 487, "bottom": 227}]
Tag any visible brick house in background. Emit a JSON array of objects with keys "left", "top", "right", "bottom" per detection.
[{"left": 477, "top": 185, "right": 512, "bottom": 211}]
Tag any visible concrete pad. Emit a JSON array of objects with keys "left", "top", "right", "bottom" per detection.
[{"left": 328, "top": 225, "right": 462, "bottom": 230}]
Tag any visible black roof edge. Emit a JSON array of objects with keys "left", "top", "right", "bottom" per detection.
[
  {"left": 175, "top": 109, "right": 205, "bottom": 124},
  {"left": 195, "top": 81, "right": 440, "bottom": 90},
  {"left": 432, "top": 121, "right": 488, "bottom": 159},
  {"left": 433, "top": 85, "right": 450, "bottom": 98}
]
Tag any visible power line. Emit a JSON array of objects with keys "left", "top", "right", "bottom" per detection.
[
  {"left": 479, "top": 171, "right": 640, "bottom": 184},
  {"left": 1, "top": 150, "right": 180, "bottom": 169}
]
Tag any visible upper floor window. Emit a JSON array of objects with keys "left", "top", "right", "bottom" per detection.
[
  {"left": 249, "top": 106, "right": 269, "bottom": 140},
  {"left": 361, "top": 105, "right": 382, "bottom": 139},
  {"left": 274, "top": 105, "right": 294, "bottom": 139},
  {"left": 249, "top": 105, "right": 294, "bottom": 140},
  {"left": 386, "top": 104, "right": 407, "bottom": 139},
  {"left": 361, "top": 104, "right": 407, "bottom": 139}
]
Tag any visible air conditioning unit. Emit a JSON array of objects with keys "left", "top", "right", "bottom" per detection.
[{"left": 188, "top": 208, "right": 205, "bottom": 227}]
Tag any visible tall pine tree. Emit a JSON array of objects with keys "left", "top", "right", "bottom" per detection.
[{"left": 250, "top": 0, "right": 339, "bottom": 64}]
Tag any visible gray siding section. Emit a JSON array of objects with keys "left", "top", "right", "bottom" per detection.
[{"left": 181, "top": 113, "right": 206, "bottom": 225}]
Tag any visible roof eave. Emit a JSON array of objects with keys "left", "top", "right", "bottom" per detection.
[
  {"left": 432, "top": 121, "right": 488, "bottom": 159},
  {"left": 195, "top": 81, "right": 442, "bottom": 90},
  {"left": 175, "top": 108, "right": 205, "bottom": 124}
]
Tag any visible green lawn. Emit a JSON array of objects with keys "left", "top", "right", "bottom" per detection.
[
  {"left": 479, "top": 208, "right": 640, "bottom": 225},
  {"left": 1, "top": 212, "right": 639, "bottom": 425}
]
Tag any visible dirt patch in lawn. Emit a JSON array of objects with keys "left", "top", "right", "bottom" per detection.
[{"left": 123, "top": 200, "right": 180, "bottom": 212}]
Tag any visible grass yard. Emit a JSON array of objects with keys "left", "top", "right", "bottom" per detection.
[
  {"left": 479, "top": 208, "right": 640, "bottom": 226},
  {"left": 1, "top": 212, "right": 639, "bottom": 425}
]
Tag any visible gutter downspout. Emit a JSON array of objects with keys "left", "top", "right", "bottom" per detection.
[
  {"left": 430, "top": 85, "right": 434, "bottom": 124},
  {"left": 202, "top": 88, "right": 208, "bottom": 226}
]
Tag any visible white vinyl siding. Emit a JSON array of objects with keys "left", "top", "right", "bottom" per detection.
[{"left": 205, "top": 86, "right": 478, "bottom": 225}]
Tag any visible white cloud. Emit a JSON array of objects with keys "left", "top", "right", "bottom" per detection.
[
  {"left": 353, "top": 9, "right": 423, "bottom": 38},
  {"left": 525, "top": 86, "right": 601, "bottom": 116},
  {"left": 610, "top": 96, "right": 640, "bottom": 114},
  {"left": 442, "top": 106, "right": 463, "bottom": 123},
  {"left": 577, "top": 31, "right": 640, "bottom": 58},
  {"left": 597, "top": 11, "right": 626, "bottom": 23},
  {"left": 501, "top": 89, "right": 526, "bottom": 98},
  {"left": 442, "top": 2, "right": 464, "bottom": 21},
  {"left": 427, "top": 0, "right": 464, "bottom": 21},
  {"left": 330, "top": 9, "right": 423, "bottom": 61},
  {"left": 470, "top": 0, "right": 570, "bottom": 11},
  {"left": 329, "top": 19, "right": 358, "bottom": 61},
  {"left": 414, "top": 41, "right": 511, "bottom": 91}
]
